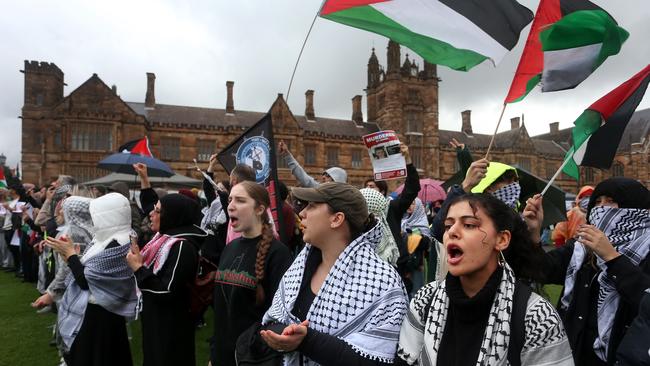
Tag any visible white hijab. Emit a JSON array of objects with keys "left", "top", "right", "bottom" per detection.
[{"left": 81, "top": 193, "right": 133, "bottom": 264}]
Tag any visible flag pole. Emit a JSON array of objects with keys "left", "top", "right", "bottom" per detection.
[
  {"left": 540, "top": 152, "right": 573, "bottom": 196},
  {"left": 484, "top": 103, "right": 508, "bottom": 159},
  {"left": 286, "top": 0, "right": 326, "bottom": 103}
]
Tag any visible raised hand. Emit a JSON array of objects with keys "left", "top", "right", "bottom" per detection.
[
  {"left": 462, "top": 158, "right": 489, "bottom": 192},
  {"left": 45, "top": 236, "right": 76, "bottom": 260},
  {"left": 523, "top": 194, "right": 544, "bottom": 243},
  {"left": 577, "top": 224, "right": 620, "bottom": 262},
  {"left": 126, "top": 241, "right": 144, "bottom": 272},
  {"left": 207, "top": 154, "right": 219, "bottom": 173},
  {"left": 450, "top": 138, "right": 465, "bottom": 150},
  {"left": 278, "top": 140, "right": 289, "bottom": 156}
]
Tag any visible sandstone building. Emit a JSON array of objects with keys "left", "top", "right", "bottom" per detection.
[{"left": 20, "top": 41, "right": 650, "bottom": 192}]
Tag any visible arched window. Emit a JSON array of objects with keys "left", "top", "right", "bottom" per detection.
[{"left": 611, "top": 161, "right": 624, "bottom": 177}]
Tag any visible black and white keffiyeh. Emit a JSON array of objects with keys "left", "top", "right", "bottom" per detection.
[
  {"left": 561, "top": 206, "right": 650, "bottom": 361},
  {"left": 398, "top": 263, "right": 572, "bottom": 366},
  {"left": 57, "top": 243, "right": 138, "bottom": 352},
  {"left": 200, "top": 198, "right": 226, "bottom": 231},
  {"left": 492, "top": 182, "right": 521, "bottom": 210},
  {"left": 59, "top": 197, "right": 94, "bottom": 245},
  {"left": 262, "top": 223, "right": 408, "bottom": 365},
  {"left": 360, "top": 188, "right": 400, "bottom": 265},
  {"left": 401, "top": 198, "right": 430, "bottom": 237},
  {"left": 398, "top": 263, "right": 516, "bottom": 366}
]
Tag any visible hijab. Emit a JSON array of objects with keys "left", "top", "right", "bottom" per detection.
[{"left": 158, "top": 193, "right": 201, "bottom": 234}]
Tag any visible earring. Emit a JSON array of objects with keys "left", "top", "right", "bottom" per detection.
[{"left": 498, "top": 250, "right": 507, "bottom": 267}]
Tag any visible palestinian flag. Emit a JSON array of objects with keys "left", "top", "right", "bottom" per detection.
[
  {"left": 563, "top": 64, "right": 650, "bottom": 180},
  {"left": 0, "top": 168, "right": 7, "bottom": 190},
  {"left": 118, "top": 137, "right": 153, "bottom": 157},
  {"left": 320, "top": 0, "right": 534, "bottom": 71},
  {"left": 505, "top": 0, "right": 628, "bottom": 103}
]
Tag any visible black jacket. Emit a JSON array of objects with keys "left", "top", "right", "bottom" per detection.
[
  {"left": 617, "top": 290, "right": 650, "bottom": 365},
  {"left": 388, "top": 163, "right": 420, "bottom": 255},
  {"left": 539, "top": 239, "right": 650, "bottom": 365},
  {"left": 135, "top": 225, "right": 206, "bottom": 366}
]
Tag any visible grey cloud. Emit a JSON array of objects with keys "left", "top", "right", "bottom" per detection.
[{"left": 1, "top": 0, "right": 648, "bottom": 168}]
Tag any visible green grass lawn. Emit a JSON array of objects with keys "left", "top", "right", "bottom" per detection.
[
  {"left": 0, "top": 271, "right": 214, "bottom": 366},
  {"left": 0, "top": 269, "right": 564, "bottom": 366}
]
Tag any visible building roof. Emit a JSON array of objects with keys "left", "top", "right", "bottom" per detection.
[
  {"left": 126, "top": 102, "right": 265, "bottom": 129},
  {"left": 531, "top": 108, "right": 650, "bottom": 152},
  {"left": 126, "top": 102, "right": 380, "bottom": 138},
  {"left": 296, "top": 115, "right": 379, "bottom": 137},
  {"left": 439, "top": 127, "right": 532, "bottom": 150}
]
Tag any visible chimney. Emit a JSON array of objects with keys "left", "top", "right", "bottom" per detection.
[
  {"left": 351, "top": 95, "right": 363, "bottom": 123},
  {"left": 111, "top": 85, "right": 117, "bottom": 94},
  {"left": 305, "top": 90, "right": 315, "bottom": 121},
  {"left": 145, "top": 73, "right": 155, "bottom": 108},
  {"left": 510, "top": 116, "right": 520, "bottom": 130},
  {"left": 461, "top": 110, "right": 473, "bottom": 135},
  {"left": 550, "top": 122, "right": 559, "bottom": 134},
  {"left": 226, "top": 81, "right": 235, "bottom": 114}
]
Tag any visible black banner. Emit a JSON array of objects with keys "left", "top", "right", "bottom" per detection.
[{"left": 217, "top": 113, "right": 286, "bottom": 244}]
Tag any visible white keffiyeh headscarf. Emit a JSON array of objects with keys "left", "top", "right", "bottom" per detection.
[
  {"left": 58, "top": 197, "right": 94, "bottom": 245},
  {"left": 360, "top": 188, "right": 400, "bottom": 265},
  {"left": 561, "top": 206, "right": 650, "bottom": 361},
  {"left": 401, "top": 198, "right": 430, "bottom": 237},
  {"left": 262, "top": 223, "right": 408, "bottom": 365}
]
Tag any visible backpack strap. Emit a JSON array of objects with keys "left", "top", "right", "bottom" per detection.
[{"left": 507, "top": 281, "right": 533, "bottom": 366}]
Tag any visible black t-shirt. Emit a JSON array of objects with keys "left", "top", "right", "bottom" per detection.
[
  {"left": 213, "top": 235, "right": 292, "bottom": 366},
  {"left": 437, "top": 267, "right": 503, "bottom": 366}
]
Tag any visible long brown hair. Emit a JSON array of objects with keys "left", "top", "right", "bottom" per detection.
[{"left": 237, "top": 181, "right": 274, "bottom": 306}]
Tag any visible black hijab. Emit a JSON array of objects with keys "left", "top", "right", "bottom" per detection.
[
  {"left": 587, "top": 177, "right": 650, "bottom": 218},
  {"left": 159, "top": 193, "right": 201, "bottom": 234}
]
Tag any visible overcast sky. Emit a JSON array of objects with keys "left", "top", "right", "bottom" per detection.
[{"left": 1, "top": 0, "right": 649, "bottom": 167}]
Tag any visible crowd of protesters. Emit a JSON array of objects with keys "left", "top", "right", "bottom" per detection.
[{"left": 1, "top": 138, "right": 649, "bottom": 366}]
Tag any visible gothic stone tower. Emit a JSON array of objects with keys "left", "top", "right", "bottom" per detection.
[{"left": 366, "top": 41, "right": 440, "bottom": 177}]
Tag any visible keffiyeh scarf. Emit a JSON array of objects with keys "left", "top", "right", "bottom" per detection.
[
  {"left": 141, "top": 232, "right": 183, "bottom": 275},
  {"left": 401, "top": 198, "right": 430, "bottom": 237},
  {"left": 360, "top": 188, "right": 400, "bottom": 265},
  {"left": 262, "top": 223, "right": 408, "bottom": 365},
  {"left": 58, "top": 243, "right": 138, "bottom": 352},
  {"left": 200, "top": 198, "right": 227, "bottom": 231},
  {"left": 399, "top": 264, "right": 516, "bottom": 366},
  {"left": 492, "top": 182, "right": 521, "bottom": 210},
  {"left": 58, "top": 197, "right": 94, "bottom": 245},
  {"left": 561, "top": 206, "right": 650, "bottom": 361}
]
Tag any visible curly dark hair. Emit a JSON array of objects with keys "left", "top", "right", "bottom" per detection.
[{"left": 441, "top": 193, "right": 545, "bottom": 282}]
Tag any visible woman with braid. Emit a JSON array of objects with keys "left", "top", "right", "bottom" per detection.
[{"left": 211, "top": 181, "right": 292, "bottom": 366}]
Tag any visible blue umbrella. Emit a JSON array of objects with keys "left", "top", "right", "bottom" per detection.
[{"left": 97, "top": 153, "right": 174, "bottom": 178}]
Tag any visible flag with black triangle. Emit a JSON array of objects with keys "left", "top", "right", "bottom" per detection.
[{"left": 217, "top": 113, "right": 286, "bottom": 243}]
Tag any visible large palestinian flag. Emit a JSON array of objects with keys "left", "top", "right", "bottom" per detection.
[
  {"left": 563, "top": 64, "right": 650, "bottom": 180},
  {"left": 320, "top": 0, "right": 534, "bottom": 71},
  {"left": 505, "top": 0, "right": 628, "bottom": 103}
]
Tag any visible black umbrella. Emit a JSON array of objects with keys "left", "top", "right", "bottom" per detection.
[
  {"left": 97, "top": 153, "right": 174, "bottom": 178},
  {"left": 442, "top": 165, "right": 568, "bottom": 227}
]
